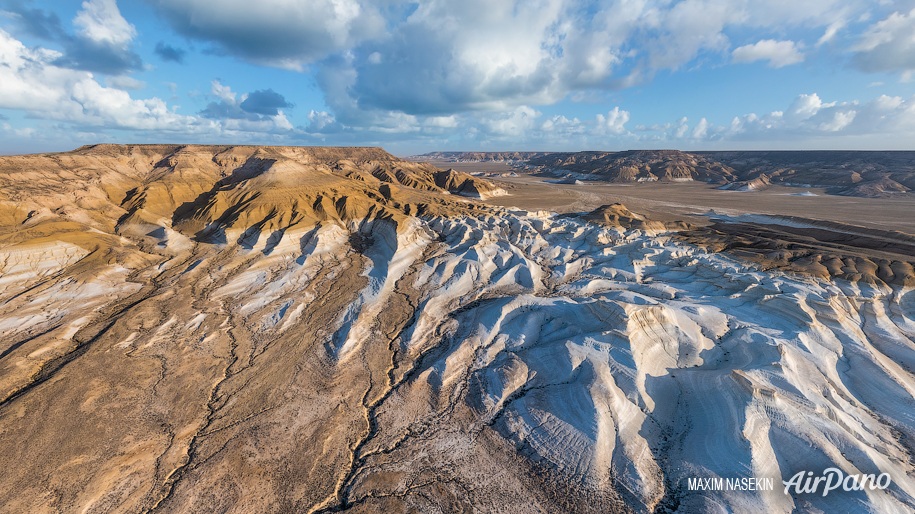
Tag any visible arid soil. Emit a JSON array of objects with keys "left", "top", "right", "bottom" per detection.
[
  {"left": 481, "top": 174, "right": 915, "bottom": 232},
  {"left": 0, "top": 146, "right": 913, "bottom": 513},
  {"left": 483, "top": 175, "right": 915, "bottom": 286}
]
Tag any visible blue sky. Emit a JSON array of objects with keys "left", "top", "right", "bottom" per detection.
[{"left": 1, "top": 0, "right": 914, "bottom": 155}]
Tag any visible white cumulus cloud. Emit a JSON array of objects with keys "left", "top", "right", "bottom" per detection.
[
  {"left": 482, "top": 106, "right": 540, "bottom": 137},
  {"left": 74, "top": 0, "right": 136, "bottom": 48},
  {"left": 732, "top": 39, "right": 804, "bottom": 68},
  {"left": 852, "top": 8, "right": 915, "bottom": 73},
  {"left": 698, "top": 92, "right": 915, "bottom": 146},
  {"left": 0, "top": 29, "right": 302, "bottom": 144},
  {"left": 596, "top": 107, "right": 630, "bottom": 135}
]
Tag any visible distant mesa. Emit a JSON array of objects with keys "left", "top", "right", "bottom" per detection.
[
  {"left": 416, "top": 151, "right": 552, "bottom": 163},
  {"left": 526, "top": 149, "right": 739, "bottom": 184},
  {"left": 420, "top": 149, "right": 915, "bottom": 197}
]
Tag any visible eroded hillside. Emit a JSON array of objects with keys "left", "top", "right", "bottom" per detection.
[{"left": 0, "top": 146, "right": 913, "bottom": 513}]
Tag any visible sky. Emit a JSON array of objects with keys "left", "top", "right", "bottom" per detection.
[{"left": 1, "top": 0, "right": 914, "bottom": 156}]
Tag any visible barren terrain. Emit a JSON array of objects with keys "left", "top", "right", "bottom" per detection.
[
  {"left": 0, "top": 146, "right": 913, "bottom": 513},
  {"left": 425, "top": 150, "right": 915, "bottom": 198}
]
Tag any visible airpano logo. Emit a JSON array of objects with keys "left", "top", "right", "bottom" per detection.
[{"left": 782, "top": 468, "right": 892, "bottom": 496}]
